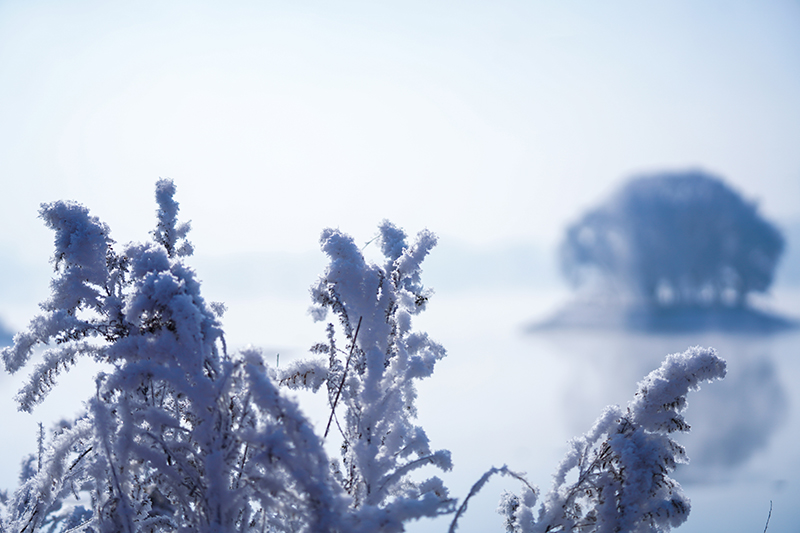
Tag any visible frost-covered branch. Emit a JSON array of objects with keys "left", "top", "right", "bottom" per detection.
[
  {"left": 0, "top": 182, "right": 727, "bottom": 533},
  {"left": 0, "top": 181, "right": 352, "bottom": 533},
  {"left": 498, "top": 346, "right": 727, "bottom": 533},
  {"left": 303, "top": 221, "right": 454, "bottom": 524}
]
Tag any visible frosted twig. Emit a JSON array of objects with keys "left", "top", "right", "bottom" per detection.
[
  {"left": 763, "top": 500, "right": 772, "bottom": 533},
  {"left": 448, "top": 465, "right": 534, "bottom": 533},
  {"left": 324, "top": 316, "right": 362, "bottom": 438}
]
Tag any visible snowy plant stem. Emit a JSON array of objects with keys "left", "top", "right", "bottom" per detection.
[
  {"left": 448, "top": 466, "right": 533, "bottom": 533},
  {"left": 324, "top": 315, "right": 362, "bottom": 438}
]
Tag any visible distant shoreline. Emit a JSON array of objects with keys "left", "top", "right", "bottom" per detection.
[{"left": 528, "top": 300, "right": 798, "bottom": 335}]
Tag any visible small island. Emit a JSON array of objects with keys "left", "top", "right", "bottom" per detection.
[{"left": 534, "top": 170, "right": 796, "bottom": 334}]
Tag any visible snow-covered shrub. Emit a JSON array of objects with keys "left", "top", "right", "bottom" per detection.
[
  {"left": 0, "top": 180, "right": 348, "bottom": 533},
  {"left": 0, "top": 180, "right": 725, "bottom": 533},
  {"left": 278, "top": 221, "right": 454, "bottom": 529},
  {"left": 493, "top": 346, "right": 726, "bottom": 533}
]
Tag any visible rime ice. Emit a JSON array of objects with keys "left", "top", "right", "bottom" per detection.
[{"left": 0, "top": 182, "right": 725, "bottom": 533}]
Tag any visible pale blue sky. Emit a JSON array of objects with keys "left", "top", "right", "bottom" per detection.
[{"left": 2, "top": 0, "right": 799, "bottom": 263}]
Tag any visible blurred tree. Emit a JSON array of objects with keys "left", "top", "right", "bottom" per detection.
[{"left": 561, "top": 171, "right": 785, "bottom": 307}]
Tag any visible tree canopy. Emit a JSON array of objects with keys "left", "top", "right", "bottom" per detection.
[{"left": 560, "top": 171, "right": 785, "bottom": 308}]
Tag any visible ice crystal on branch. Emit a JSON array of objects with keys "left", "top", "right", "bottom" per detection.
[
  {"left": 498, "top": 346, "right": 727, "bottom": 533},
  {"left": 1, "top": 181, "right": 726, "bottom": 533},
  {"left": 152, "top": 178, "right": 193, "bottom": 258},
  {"left": 290, "top": 220, "right": 454, "bottom": 527},
  {"left": 0, "top": 181, "right": 348, "bottom": 533}
]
